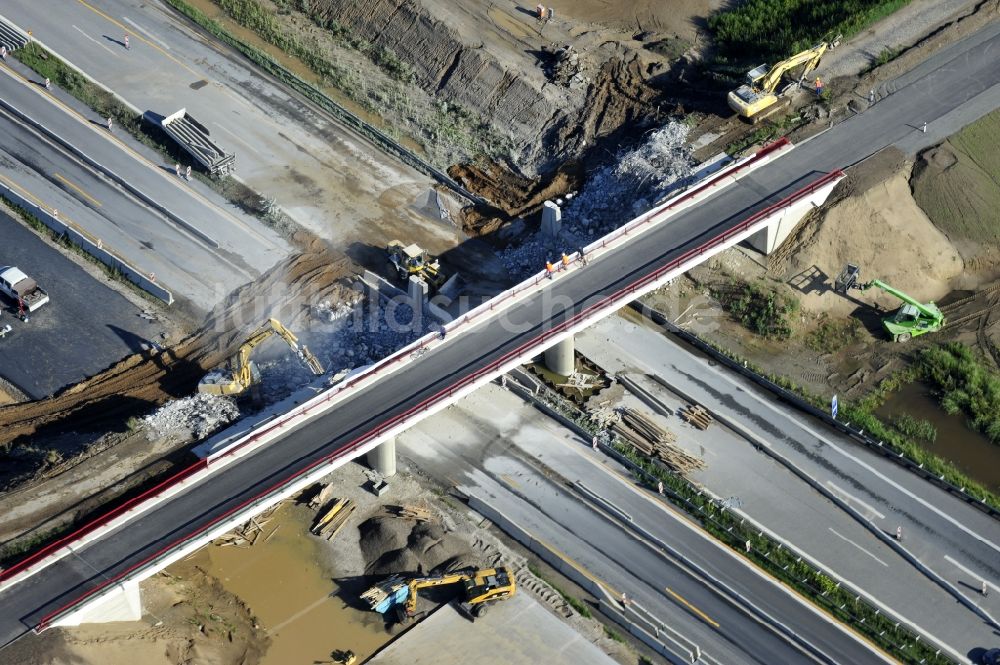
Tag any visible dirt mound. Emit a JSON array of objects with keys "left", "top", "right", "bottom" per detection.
[
  {"left": 359, "top": 517, "right": 474, "bottom": 576},
  {"left": 4, "top": 564, "right": 268, "bottom": 665},
  {"left": 774, "top": 154, "right": 964, "bottom": 316},
  {"left": 0, "top": 237, "right": 356, "bottom": 446}
]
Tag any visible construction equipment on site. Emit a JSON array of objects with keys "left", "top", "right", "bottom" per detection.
[
  {"left": 728, "top": 36, "right": 840, "bottom": 122},
  {"left": 198, "top": 317, "right": 324, "bottom": 397},
  {"left": 361, "top": 566, "right": 515, "bottom": 622},
  {"left": 834, "top": 264, "right": 944, "bottom": 342},
  {"left": 386, "top": 240, "right": 447, "bottom": 289}
]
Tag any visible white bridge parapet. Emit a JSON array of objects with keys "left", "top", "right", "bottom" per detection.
[{"left": 5, "top": 139, "right": 844, "bottom": 631}]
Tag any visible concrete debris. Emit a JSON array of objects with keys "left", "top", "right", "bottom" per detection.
[
  {"left": 141, "top": 393, "right": 239, "bottom": 440},
  {"left": 500, "top": 121, "right": 694, "bottom": 278}
]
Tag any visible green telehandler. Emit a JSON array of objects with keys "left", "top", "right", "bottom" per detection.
[{"left": 834, "top": 264, "right": 944, "bottom": 342}]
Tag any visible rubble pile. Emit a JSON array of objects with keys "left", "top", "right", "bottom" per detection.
[
  {"left": 500, "top": 121, "right": 694, "bottom": 277},
  {"left": 142, "top": 393, "right": 240, "bottom": 440}
]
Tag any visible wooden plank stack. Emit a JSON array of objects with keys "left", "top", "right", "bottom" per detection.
[
  {"left": 612, "top": 407, "right": 705, "bottom": 475},
  {"left": 311, "top": 497, "right": 356, "bottom": 541},
  {"left": 387, "top": 504, "right": 435, "bottom": 523},
  {"left": 680, "top": 404, "right": 713, "bottom": 430},
  {"left": 214, "top": 504, "right": 281, "bottom": 548}
]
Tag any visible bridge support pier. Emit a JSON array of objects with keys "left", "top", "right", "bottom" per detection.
[
  {"left": 544, "top": 336, "right": 575, "bottom": 376},
  {"left": 367, "top": 436, "right": 397, "bottom": 478}
]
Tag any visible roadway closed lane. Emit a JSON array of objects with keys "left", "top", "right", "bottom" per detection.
[{"left": 1, "top": 15, "right": 999, "bottom": 664}]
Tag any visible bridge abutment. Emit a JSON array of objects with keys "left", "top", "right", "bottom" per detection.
[
  {"left": 51, "top": 579, "right": 142, "bottom": 628},
  {"left": 544, "top": 336, "right": 575, "bottom": 376}
]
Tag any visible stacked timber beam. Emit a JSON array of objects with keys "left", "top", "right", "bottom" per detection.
[
  {"left": 611, "top": 407, "right": 705, "bottom": 475},
  {"left": 214, "top": 505, "right": 281, "bottom": 547},
  {"left": 680, "top": 404, "right": 713, "bottom": 430}
]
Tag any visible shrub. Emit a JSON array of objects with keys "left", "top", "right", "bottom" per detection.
[
  {"left": 710, "top": 279, "right": 798, "bottom": 339},
  {"left": 917, "top": 342, "right": 1000, "bottom": 444}
]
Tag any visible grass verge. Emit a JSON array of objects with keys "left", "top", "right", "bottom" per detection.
[
  {"left": 710, "top": 278, "right": 798, "bottom": 339},
  {"left": 916, "top": 342, "right": 1000, "bottom": 443}
]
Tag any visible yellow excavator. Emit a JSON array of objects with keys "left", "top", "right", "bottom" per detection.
[
  {"left": 386, "top": 240, "right": 447, "bottom": 290},
  {"left": 728, "top": 36, "right": 840, "bottom": 122},
  {"left": 362, "top": 566, "right": 516, "bottom": 622},
  {"left": 198, "top": 317, "right": 324, "bottom": 397}
]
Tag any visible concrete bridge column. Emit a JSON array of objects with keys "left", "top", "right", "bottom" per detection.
[
  {"left": 367, "top": 437, "right": 397, "bottom": 478},
  {"left": 544, "top": 336, "right": 575, "bottom": 376}
]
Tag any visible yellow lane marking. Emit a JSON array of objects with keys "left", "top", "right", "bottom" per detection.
[
  {"left": 665, "top": 586, "right": 720, "bottom": 628},
  {"left": 54, "top": 172, "right": 101, "bottom": 207},
  {"left": 529, "top": 531, "right": 622, "bottom": 599},
  {"left": 0, "top": 172, "right": 50, "bottom": 210},
  {"left": 73, "top": 0, "right": 200, "bottom": 76},
  {"left": 500, "top": 474, "right": 520, "bottom": 489}
]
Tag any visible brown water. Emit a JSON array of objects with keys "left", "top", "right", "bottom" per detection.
[
  {"left": 183, "top": 0, "right": 427, "bottom": 155},
  {"left": 186, "top": 504, "right": 389, "bottom": 664},
  {"left": 876, "top": 382, "right": 1000, "bottom": 490}
]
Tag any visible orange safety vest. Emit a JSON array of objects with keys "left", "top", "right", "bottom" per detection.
[{"left": 561, "top": 254, "right": 569, "bottom": 266}]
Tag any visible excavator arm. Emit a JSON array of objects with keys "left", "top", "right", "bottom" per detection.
[
  {"left": 758, "top": 42, "right": 829, "bottom": 94},
  {"left": 199, "top": 318, "right": 324, "bottom": 396},
  {"left": 863, "top": 280, "right": 943, "bottom": 323}
]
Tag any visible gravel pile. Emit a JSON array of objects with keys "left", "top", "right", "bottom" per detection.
[{"left": 360, "top": 517, "right": 474, "bottom": 576}]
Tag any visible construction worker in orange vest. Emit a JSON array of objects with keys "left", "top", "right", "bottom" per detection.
[
  {"left": 814, "top": 76, "right": 824, "bottom": 98},
  {"left": 561, "top": 253, "right": 570, "bottom": 270},
  {"left": 545, "top": 260, "right": 555, "bottom": 279}
]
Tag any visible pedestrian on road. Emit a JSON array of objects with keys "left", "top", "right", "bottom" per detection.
[
  {"left": 185, "top": 165, "right": 192, "bottom": 181},
  {"left": 577, "top": 247, "right": 587, "bottom": 266},
  {"left": 174, "top": 163, "right": 181, "bottom": 177},
  {"left": 124, "top": 34, "right": 130, "bottom": 50},
  {"left": 44, "top": 77, "right": 51, "bottom": 90},
  {"left": 106, "top": 116, "right": 113, "bottom": 132},
  {"left": 814, "top": 77, "right": 824, "bottom": 98}
]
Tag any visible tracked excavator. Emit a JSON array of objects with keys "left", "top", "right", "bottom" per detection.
[
  {"left": 835, "top": 264, "right": 944, "bottom": 342},
  {"left": 361, "top": 566, "right": 515, "bottom": 622},
  {"left": 386, "top": 240, "right": 447, "bottom": 290},
  {"left": 728, "top": 36, "right": 840, "bottom": 122},
  {"left": 198, "top": 317, "right": 324, "bottom": 397}
]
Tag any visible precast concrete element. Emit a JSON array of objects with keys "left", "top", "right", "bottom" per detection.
[
  {"left": 541, "top": 200, "right": 562, "bottom": 238},
  {"left": 746, "top": 189, "right": 821, "bottom": 254},
  {"left": 0, "top": 17, "right": 28, "bottom": 52},
  {"left": 158, "top": 108, "right": 234, "bottom": 175},
  {"left": 408, "top": 274, "right": 428, "bottom": 320},
  {"left": 544, "top": 336, "right": 575, "bottom": 376},
  {"left": 367, "top": 436, "right": 397, "bottom": 478}
]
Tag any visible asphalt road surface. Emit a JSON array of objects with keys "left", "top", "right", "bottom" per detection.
[
  {"left": 1, "top": 15, "right": 998, "bottom": 663},
  {"left": 0, "top": 211, "right": 160, "bottom": 399},
  {"left": 0, "top": 61, "right": 289, "bottom": 309}
]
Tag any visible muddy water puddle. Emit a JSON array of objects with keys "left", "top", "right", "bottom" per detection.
[
  {"left": 184, "top": 503, "right": 389, "bottom": 664},
  {"left": 876, "top": 381, "right": 1000, "bottom": 490},
  {"left": 183, "top": 0, "right": 426, "bottom": 155}
]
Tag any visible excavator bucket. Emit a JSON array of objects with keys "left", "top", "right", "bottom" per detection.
[
  {"left": 834, "top": 263, "right": 860, "bottom": 294},
  {"left": 299, "top": 345, "right": 325, "bottom": 376}
]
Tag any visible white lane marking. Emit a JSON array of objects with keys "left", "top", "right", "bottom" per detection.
[
  {"left": 122, "top": 16, "right": 172, "bottom": 51},
  {"left": 213, "top": 122, "right": 257, "bottom": 152},
  {"left": 943, "top": 554, "right": 999, "bottom": 593},
  {"left": 826, "top": 481, "right": 886, "bottom": 520},
  {"left": 700, "top": 344, "right": 1000, "bottom": 557},
  {"left": 72, "top": 25, "right": 119, "bottom": 57},
  {"left": 828, "top": 528, "right": 888, "bottom": 567}
]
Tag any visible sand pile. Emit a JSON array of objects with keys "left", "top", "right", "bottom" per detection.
[
  {"left": 359, "top": 517, "right": 475, "bottom": 576},
  {"left": 775, "top": 153, "right": 964, "bottom": 316}
]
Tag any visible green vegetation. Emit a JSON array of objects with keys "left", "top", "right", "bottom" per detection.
[
  {"left": 526, "top": 564, "right": 592, "bottom": 618},
  {"left": 805, "top": 316, "right": 863, "bottom": 353},
  {"left": 710, "top": 279, "right": 798, "bottom": 339},
  {"left": 523, "top": 380, "right": 953, "bottom": 663},
  {"left": 911, "top": 109, "right": 1000, "bottom": 247},
  {"left": 708, "top": 0, "right": 911, "bottom": 63},
  {"left": 603, "top": 626, "right": 625, "bottom": 643},
  {"left": 889, "top": 413, "right": 937, "bottom": 444},
  {"left": 872, "top": 45, "right": 903, "bottom": 68},
  {"left": 725, "top": 112, "right": 808, "bottom": 155},
  {"left": 917, "top": 343, "right": 1000, "bottom": 443}
]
